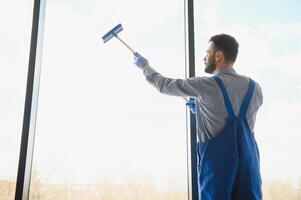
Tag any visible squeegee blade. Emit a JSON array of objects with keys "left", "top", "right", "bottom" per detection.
[
  {"left": 102, "top": 23, "right": 123, "bottom": 43},
  {"left": 102, "top": 34, "right": 114, "bottom": 43}
]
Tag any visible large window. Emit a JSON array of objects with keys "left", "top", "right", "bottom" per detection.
[
  {"left": 194, "top": 0, "right": 301, "bottom": 198},
  {"left": 0, "top": 1, "right": 34, "bottom": 199},
  {"left": 29, "top": 0, "right": 188, "bottom": 199}
]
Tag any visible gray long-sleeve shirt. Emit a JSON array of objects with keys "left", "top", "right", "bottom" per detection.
[{"left": 142, "top": 66, "right": 263, "bottom": 142}]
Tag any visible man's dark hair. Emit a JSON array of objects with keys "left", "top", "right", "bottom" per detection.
[{"left": 209, "top": 34, "right": 239, "bottom": 62}]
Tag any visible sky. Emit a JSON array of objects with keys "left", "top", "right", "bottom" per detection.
[{"left": 1, "top": 0, "right": 301, "bottom": 190}]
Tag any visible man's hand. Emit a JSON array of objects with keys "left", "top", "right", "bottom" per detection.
[
  {"left": 186, "top": 99, "right": 196, "bottom": 114},
  {"left": 134, "top": 52, "right": 149, "bottom": 69}
]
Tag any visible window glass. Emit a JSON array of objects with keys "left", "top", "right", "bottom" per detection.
[{"left": 30, "top": 0, "right": 188, "bottom": 199}]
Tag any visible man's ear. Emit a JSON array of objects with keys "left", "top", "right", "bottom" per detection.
[{"left": 215, "top": 51, "right": 223, "bottom": 62}]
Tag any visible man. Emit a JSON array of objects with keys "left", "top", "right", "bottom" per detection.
[{"left": 133, "top": 34, "right": 263, "bottom": 200}]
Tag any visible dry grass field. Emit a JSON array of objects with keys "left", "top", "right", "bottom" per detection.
[{"left": 1, "top": 175, "right": 301, "bottom": 200}]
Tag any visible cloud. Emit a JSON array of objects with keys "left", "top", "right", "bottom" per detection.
[
  {"left": 90, "top": 0, "right": 182, "bottom": 34},
  {"left": 194, "top": 0, "right": 301, "bottom": 79},
  {"left": 0, "top": 0, "right": 34, "bottom": 180},
  {"left": 195, "top": 0, "right": 219, "bottom": 28},
  {"left": 256, "top": 100, "right": 301, "bottom": 180},
  {"left": 273, "top": 49, "right": 301, "bottom": 78}
]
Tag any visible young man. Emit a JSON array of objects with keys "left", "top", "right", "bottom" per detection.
[{"left": 133, "top": 34, "right": 263, "bottom": 200}]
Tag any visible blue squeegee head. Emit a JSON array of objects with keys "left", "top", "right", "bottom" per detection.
[{"left": 102, "top": 23, "right": 123, "bottom": 43}]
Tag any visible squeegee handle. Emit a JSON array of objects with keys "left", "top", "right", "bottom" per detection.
[{"left": 115, "top": 35, "right": 135, "bottom": 53}]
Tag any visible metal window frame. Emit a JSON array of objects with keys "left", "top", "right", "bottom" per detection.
[
  {"left": 184, "top": 0, "right": 198, "bottom": 199},
  {"left": 14, "top": 0, "right": 198, "bottom": 199},
  {"left": 15, "top": 0, "right": 47, "bottom": 199}
]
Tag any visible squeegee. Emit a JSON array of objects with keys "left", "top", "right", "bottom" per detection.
[{"left": 102, "top": 23, "right": 135, "bottom": 53}]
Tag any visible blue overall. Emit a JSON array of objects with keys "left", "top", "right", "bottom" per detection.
[{"left": 197, "top": 76, "right": 262, "bottom": 200}]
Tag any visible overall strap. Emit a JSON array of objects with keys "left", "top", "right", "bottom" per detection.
[
  {"left": 239, "top": 79, "right": 255, "bottom": 117},
  {"left": 213, "top": 76, "right": 235, "bottom": 119}
]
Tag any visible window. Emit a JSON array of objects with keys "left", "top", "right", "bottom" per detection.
[{"left": 29, "top": 0, "right": 188, "bottom": 199}]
